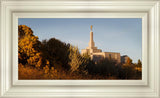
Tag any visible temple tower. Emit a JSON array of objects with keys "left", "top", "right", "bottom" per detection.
[
  {"left": 81, "top": 25, "right": 102, "bottom": 56},
  {"left": 81, "top": 25, "right": 121, "bottom": 63},
  {"left": 89, "top": 29, "right": 95, "bottom": 48}
]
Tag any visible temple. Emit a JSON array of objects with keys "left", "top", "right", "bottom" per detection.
[{"left": 81, "top": 25, "right": 123, "bottom": 63}]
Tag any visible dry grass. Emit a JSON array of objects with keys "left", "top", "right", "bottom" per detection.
[{"left": 19, "top": 64, "right": 118, "bottom": 80}]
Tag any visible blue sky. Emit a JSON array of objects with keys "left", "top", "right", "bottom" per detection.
[{"left": 18, "top": 18, "right": 142, "bottom": 63}]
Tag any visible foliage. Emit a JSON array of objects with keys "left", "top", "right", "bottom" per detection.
[
  {"left": 86, "top": 58, "right": 117, "bottom": 77},
  {"left": 137, "top": 59, "right": 142, "bottom": 67},
  {"left": 68, "top": 45, "right": 88, "bottom": 72},
  {"left": 120, "top": 65, "right": 136, "bottom": 79},
  {"left": 18, "top": 25, "right": 45, "bottom": 68},
  {"left": 126, "top": 57, "right": 132, "bottom": 65},
  {"left": 41, "top": 38, "right": 70, "bottom": 70}
]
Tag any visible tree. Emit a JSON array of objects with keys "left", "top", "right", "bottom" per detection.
[
  {"left": 41, "top": 38, "right": 70, "bottom": 70},
  {"left": 137, "top": 59, "right": 142, "bottom": 67},
  {"left": 18, "top": 25, "right": 48, "bottom": 68},
  {"left": 95, "top": 59, "right": 117, "bottom": 76},
  {"left": 126, "top": 57, "right": 132, "bottom": 65},
  {"left": 68, "top": 45, "right": 83, "bottom": 72}
]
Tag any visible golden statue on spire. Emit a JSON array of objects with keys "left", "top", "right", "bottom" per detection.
[{"left": 90, "top": 25, "right": 93, "bottom": 31}]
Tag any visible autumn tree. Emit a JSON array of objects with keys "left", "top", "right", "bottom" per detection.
[
  {"left": 18, "top": 25, "right": 48, "bottom": 68},
  {"left": 126, "top": 57, "right": 132, "bottom": 65}
]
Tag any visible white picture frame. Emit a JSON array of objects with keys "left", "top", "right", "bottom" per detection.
[{"left": 0, "top": 0, "right": 160, "bottom": 97}]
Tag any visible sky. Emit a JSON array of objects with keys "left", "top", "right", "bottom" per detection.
[{"left": 18, "top": 18, "right": 142, "bottom": 63}]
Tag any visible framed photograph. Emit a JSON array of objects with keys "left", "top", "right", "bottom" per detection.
[
  {"left": 0, "top": 0, "right": 160, "bottom": 98},
  {"left": 18, "top": 18, "right": 142, "bottom": 80}
]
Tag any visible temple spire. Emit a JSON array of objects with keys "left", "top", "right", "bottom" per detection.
[{"left": 89, "top": 25, "right": 95, "bottom": 48}]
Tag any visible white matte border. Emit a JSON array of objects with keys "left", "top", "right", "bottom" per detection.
[
  {"left": 0, "top": 0, "right": 160, "bottom": 98},
  {"left": 12, "top": 12, "right": 147, "bottom": 86}
]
